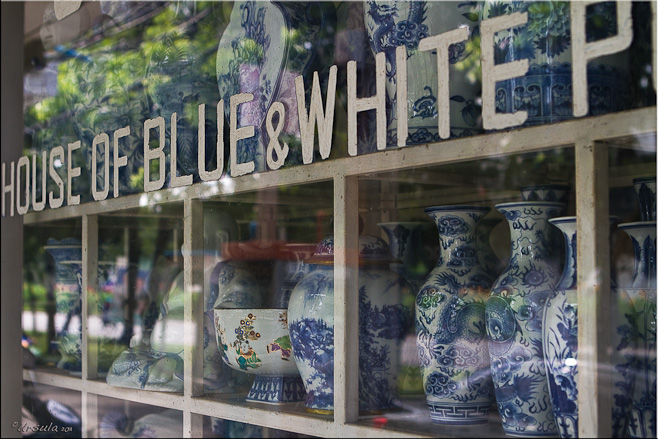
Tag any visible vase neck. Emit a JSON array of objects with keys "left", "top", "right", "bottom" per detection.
[
  {"left": 620, "top": 222, "right": 657, "bottom": 289},
  {"left": 497, "top": 202, "right": 564, "bottom": 264},
  {"left": 552, "top": 220, "right": 578, "bottom": 290},
  {"left": 426, "top": 208, "right": 487, "bottom": 270}
]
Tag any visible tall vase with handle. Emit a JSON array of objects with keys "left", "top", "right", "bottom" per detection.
[
  {"left": 542, "top": 217, "right": 637, "bottom": 438},
  {"left": 485, "top": 201, "right": 564, "bottom": 437},
  {"left": 416, "top": 206, "right": 495, "bottom": 425}
]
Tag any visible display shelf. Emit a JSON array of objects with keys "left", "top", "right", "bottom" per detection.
[{"left": 21, "top": 107, "right": 657, "bottom": 438}]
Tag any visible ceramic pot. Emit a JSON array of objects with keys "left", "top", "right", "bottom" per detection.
[
  {"left": 618, "top": 221, "right": 657, "bottom": 439},
  {"left": 633, "top": 177, "right": 657, "bottom": 221},
  {"left": 482, "top": 1, "right": 629, "bottom": 126},
  {"left": 288, "top": 234, "right": 405, "bottom": 414},
  {"left": 542, "top": 217, "right": 636, "bottom": 438},
  {"left": 365, "top": 1, "right": 482, "bottom": 146},
  {"left": 485, "top": 201, "right": 565, "bottom": 437},
  {"left": 43, "top": 238, "right": 83, "bottom": 374},
  {"left": 214, "top": 308, "right": 305, "bottom": 404},
  {"left": 415, "top": 206, "right": 495, "bottom": 424}
]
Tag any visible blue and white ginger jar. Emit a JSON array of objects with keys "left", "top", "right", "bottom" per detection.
[
  {"left": 288, "top": 234, "right": 405, "bottom": 414},
  {"left": 365, "top": 1, "right": 482, "bottom": 146}
]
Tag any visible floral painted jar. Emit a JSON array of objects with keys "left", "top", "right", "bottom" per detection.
[
  {"left": 542, "top": 217, "right": 637, "bottom": 438},
  {"left": 485, "top": 201, "right": 564, "bottom": 437},
  {"left": 214, "top": 308, "right": 305, "bottom": 404},
  {"left": 365, "top": 1, "right": 482, "bottom": 146},
  {"left": 288, "top": 234, "right": 405, "bottom": 414},
  {"left": 416, "top": 206, "right": 495, "bottom": 425}
]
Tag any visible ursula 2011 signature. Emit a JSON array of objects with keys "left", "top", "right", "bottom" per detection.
[{"left": 11, "top": 421, "right": 73, "bottom": 434}]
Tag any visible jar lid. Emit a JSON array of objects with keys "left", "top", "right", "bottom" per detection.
[{"left": 306, "top": 234, "right": 399, "bottom": 265}]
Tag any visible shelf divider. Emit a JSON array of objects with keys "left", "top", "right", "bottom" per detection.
[
  {"left": 333, "top": 174, "right": 360, "bottom": 427},
  {"left": 575, "top": 139, "right": 613, "bottom": 438}
]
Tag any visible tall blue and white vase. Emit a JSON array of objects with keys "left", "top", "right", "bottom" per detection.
[
  {"left": 216, "top": 1, "right": 336, "bottom": 172},
  {"left": 485, "top": 201, "right": 564, "bottom": 437},
  {"left": 618, "top": 221, "right": 657, "bottom": 439},
  {"left": 542, "top": 217, "right": 637, "bottom": 438},
  {"left": 43, "top": 238, "right": 83, "bottom": 374},
  {"left": 633, "top": 177, "right": 657, "bottom": 222},
  {"left": 365, "top": 1, "right": 482, "bottom": 147},
  {"left": 482, "top": 1, "right": 630, "bottom": 126},
  {"left": 288, "top": 235, "right": 405, "bottom": 414},
  {"left": 477, "top": 216, "right": 505, "bottom": 281},
  {"left": 416, "top": 206, "right": 495, "bottom": 425}
]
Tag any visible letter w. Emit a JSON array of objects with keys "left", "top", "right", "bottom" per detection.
[{"left": 295, "top": 66, "right": 337, "bottom": 164}]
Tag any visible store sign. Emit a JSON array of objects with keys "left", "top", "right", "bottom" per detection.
[{"left": 1, "top": 1, "right": 636, "bottom": 217}]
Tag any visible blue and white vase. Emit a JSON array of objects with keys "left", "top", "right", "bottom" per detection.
[
  {"left": 288, "top": 234, "right": 405, "bottom": 414},
  {"left": 486, "top": 201, "right": 564, "bottom": 437},
  {"left": 542, "top": 217, "right": 637, "bottom": 438},
  {"left": 415, "top": 206, "right": 495, "bottom": 425},
  {"left": 521, "top": 184, "right": 570, "bottom": 204},
  {"left": 482, "top": 1, "right": 630, "bottom": 126},
  {"left": 44, "top": 238, "right": 83, "bottom": 374},
  {"left": 216, "top": 1, "right": 336, "bottom": 172},
  {"left": 618, "top": 221, "right": 657, "bottom": 439},
  {"left": 633, "top": 177, "right": 657, "bottom": 222},
  {"left": 365, "top": 1, "right": 482, "bottom": 147}
]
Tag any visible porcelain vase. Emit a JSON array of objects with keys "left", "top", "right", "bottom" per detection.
[
  {"left": 415, "top": 206, "right": 495, "bottom": 424},
  {"left": 482, "top": 1, "right": 629, "bottom": 126},
  {"left": 542, "top": 217, "right": 636, "bottom": 438},
  {"left": 288, "top": 234, "right": 405, "bottom": 414},
  {"left": 44, "top": 238, "right": 83, "bottom": 374},
  {"left": 618, "top": 221, "right": 657, "bottom": 439},
  {"left": 364, "top": 1, "right": 482, "bottom": 147},
  {"left": 485, "top": 201, "right": 564, "bottom": 437}
]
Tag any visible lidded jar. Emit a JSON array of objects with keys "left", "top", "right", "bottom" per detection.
[{"left": 288, "top": 234, "right": 405, "bottom": 414}]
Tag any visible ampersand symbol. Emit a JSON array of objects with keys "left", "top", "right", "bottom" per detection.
[{"left": 266, "top": 102, "right": 289, "bottom": 170}]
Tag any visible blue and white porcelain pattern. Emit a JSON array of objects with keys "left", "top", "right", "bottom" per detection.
[
  {"left": 288, "top": 235, "right": 405, "bottom": 414},
  {"left": 485, "top": 201, "right": 564, "bottom": 437},
  {"left": 216, "top": 1, "right": 336, "bottom": 172},
  {"left": 43, "top": 238, "right": 83, "bottom": 374},
  {"left": 416, "top": 206, "right": 495, "bottom": 425},
  {"left": 633, "top": 177, "right": 657, "bottom": 222},
  {"left": 618, "top": 221, "right": 657, "bottom": 439},
  {"left": 365, "top": 1, "right": 482, "bottom": 146},
  {"left": 483, "top": 1, "right": 629, "bottom": 126},
  {"left": 542, "top": 217, "right": 637, "bottom": 438},
  {"left": 520, "top": 184, "right": 570, "bottom": 204}
]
